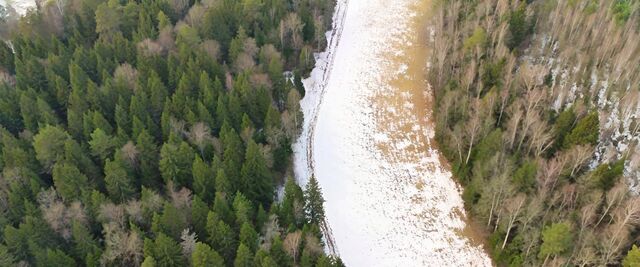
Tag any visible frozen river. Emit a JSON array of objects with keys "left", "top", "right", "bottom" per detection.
[{"left": 293, "top": 0, "right": 492, "bottom": 266}]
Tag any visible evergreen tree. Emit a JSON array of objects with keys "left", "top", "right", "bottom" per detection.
[
  {"left": 624, "top": 245, "right": 640, "bottom": 267},
  {"left": 142, "top": 256, "right": 157, "bottom": 267},
  {"left": 233, "top": 193, "right": 254, "bottom": 227},
  {"left": 33, "top": 125, "right": 71, "bottom": 172},
  {"left": 36, "top": 249, "right": 76, "bottom": 267},
  {"left": 104, "top": 157, "right": 137, "bottom": 202},
  {"left": 304, "top": 175, "right": 325, "bottom": 225},
  {"left": 89, "top": 128, "right": 116, "bottom": 161},
  {"left": 240, "top": 140, "right": 273, "bottom": 206},
  {"left": 152, "top": 202, "right": 188, "bottom": 240},
  {"left": 563, "top": 112, "right": 599, "bottom": 149},
  {"left": 239, "top": 222, "right": 258, "bottom": 251},
  {"left": 538, "top": 223, "right": 573, "bottom": 261},
  {"left": 137, "top": 130, "right": 160, "bottom": 188},
  {"left": 52, "top": 162, "right": 89, "bottom": 201},
  {"left": 193, "top": 156, "right": 214, "bottom": 202},
  {"left": 144, "top": 233, "right": 185, "bottom": 267},
  {"left": 192, "top": 242, "right": 225, "bottom": 267},
  {"left": 159, "top": 135, "right": 195, "bottom": 187},
  {"left": 191, "top": 196, "right": 209, "bottom": 240},
  {"left": 234, "top": 243, "right": 254, "bottom": 267}
]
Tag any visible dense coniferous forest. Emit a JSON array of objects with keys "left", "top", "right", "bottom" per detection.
[
  {"left": 0, "top": 0, "right": 342, "bottom": 266},
  {"left": 430, "top": 0, "right": 640, "bottom": 266}
]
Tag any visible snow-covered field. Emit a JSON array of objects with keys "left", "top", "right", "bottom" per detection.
[{"left": 293, "top": 0, "right": 492, "bottom": 266}]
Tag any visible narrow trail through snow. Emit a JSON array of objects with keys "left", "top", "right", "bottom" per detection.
[{"left": 294, "top": 0, "right": 492, "bottom": 266}]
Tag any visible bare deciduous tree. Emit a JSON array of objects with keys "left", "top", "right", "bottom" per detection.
[
  {"left": 101, "top": 223, "right": 143, "bottom": 266},
  {"left": 284, "top": 231, "right": 302, "bottom": 263},
  {"left": 188, "top": 122, "right": 212, "bottom": 157},
  {"left": 180, "top": 229, "right": 197, "bottom": 257},
  {"left": 501, "top": 194, "right": 526, "bottom": 249}
]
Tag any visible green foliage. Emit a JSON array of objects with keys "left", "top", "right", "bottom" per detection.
[
  {"left": 193, "top": 155, "right": 214, "bottom": 201},
  {"left": 512, "top": 161, "right": 537, "bottom": 192},
  {"left": 463, "top": 27, "right": 487, "bottom": 51},
  {"left": 159, "top": 136, "right": 195, "bottom": 187},
  {"left": 539, "top": 223, "right": 573, "bottom": 260},
  {"left": 33, "top": 125, "right": 71, "bottom": 172},
  {"left": 590, "top": 159, "right": 625, "bottom": 190},
  {"left": 623, "top": 245, "right": 640, "bottom": 267},
  {"left": 552, "top": 108, "right": 576, "bottom": 153},
  {"left": 240, "top": 140, "right": 273, "bottom": 206},
  {"left": 89, "top": 128, "right": 116, "bottom": 161},
  {"left": 104, "top": 157, "right": 136, "bottom": 202},
  {"left": 0, "top": 245, "right": 16, "bottom": 266},
  {"left": 613, "top": 0, "right": 634, "bottom": 25},
  {"left": 142, "top": 256, "right": 157, "bottom": 267},
  {"left": 192, "top": 242, "right": 225, "bottom": 267},
  {"left": 239, "top": 222, "right": 258, "bottom": 251},
  {"left": 304, "top": 175, "right": 326, "bottom": 225},
  {"left": 234, "top": 243, "right": 254, "bottom": 267},
  {"left": 481, "top": 60, "right": 505, "bottom": 90},
  {"left": 35, "top": 249, "right": 76, "bottom": 267},
  {"left": 563, "top": 112, "right": 599, "bottom": 149},
  {"left": 144, "top": 233, "right": 185, "bottom": 267},
  {"left": 507, "top": 3, "right": 531, "bottom": 50},
  {"left": 152, "top": 202, "right": 188, "bottom": 240},
  {"left": 233, "top": 193, "right": 254, "bottom": 227},
  {"left": 0, "top": 42, "right": 14, "bottom": 73},
  {"left": 52, "top": 162, "right": 90, "bottom": 201}
]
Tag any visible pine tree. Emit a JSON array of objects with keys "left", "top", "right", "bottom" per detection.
[
  {"left": 104, "top": 157, "right": 137, "bottom": 202},
  {"left": 0, "top": 245, "right": 16, "bottom": 267},
  {"left": 159, "top": 135, "right": 195, "bottom": 188},
  {"left": 36, "top": 249, "right": 76, "bottom": 267},
  {"left": 233, "top": 193, "right": 254, "bottom": 227},
  {"left": 212, "top": 193, "right": 233, "bottom": 225},
  {"left": 137, "top": 130, "right": 160, "bottom": 188},
  {"left": 193, "top": 156, "right": 214, "bottom": 202},
  {"left": 624, "top": 245, "right": 640, "bottom": 267},
  {"left": 192, "top": 242, "right": 225, "bottom": 267},
  {"left": 152, "top": 202, "right": 188, "bottom": 240},
  {"left": 52, "top": 162, "right": 89, "bottom": 201},
  {"left": 144, "top": 233, "right": 185, "bottom": 267},
  {"left": 281, "top": 177, "right": 304, "bottom": 227},
  {"left": 141, "top": 256, "right": 157, "bottom": 267},
  {"left": 234, "top": 243, "right": 253, "bottom": 267},
  {"left": 215, "top": 168, "right": 232, "bottom": 195},
  {"left": 239, "top": 222, "right": 258, "bottom": 251},
  {"left": 89, "top": 128, "right": 116, "bottom": 161},
  {"left": 33, "top": 125, "right": 71, "bottom": 172},
  {"left": 538, "top": 223, "right": 573, "bottom": 262},
  {"left": 240, "top": 140, "right": 273, "bottom": 206},
  {"left": 304, "top": 175, "right": 325, "bottom": 225},
  {"left": 71, "top": 221, "right": 100, "bottom": 262},
  {"left": 209, "top": 219, "right": 237, "bottom": 263},
  {"left": 191, "top": 196, "right": 209, "bottom": 240}
]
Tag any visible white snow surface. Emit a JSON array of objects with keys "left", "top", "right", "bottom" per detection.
[
  {"left": 0, "top": 0, "right": 37, "bottom": 15},
  {"left": 293, "top": 0, "right": 492, "bottom": 266}
]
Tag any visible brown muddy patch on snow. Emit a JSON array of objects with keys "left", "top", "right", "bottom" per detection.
[{"left": 368, "top": 0, "right": 491, "bottom": 254}]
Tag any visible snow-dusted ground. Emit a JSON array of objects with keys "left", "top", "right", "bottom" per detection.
[
  {"left": 293, "top": 0, "right": 492, "bottom": 266},
  {"left": 0, "top": 0, "right": 36, "bottom": 15}
]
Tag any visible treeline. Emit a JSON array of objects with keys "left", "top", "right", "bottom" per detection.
[
  {"left": 429, "top": 0, "right": 640, "bottom": 266},
  {"left": 0, "top": 0, "right": 342, "bottom": 266}
]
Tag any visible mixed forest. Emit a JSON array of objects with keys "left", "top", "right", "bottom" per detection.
[
  {"left": 430, "top": 0, "right": 640, "bottom": 266},
  {"left": 0, "top": 0, "right": 342, "bottom": 266}
]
